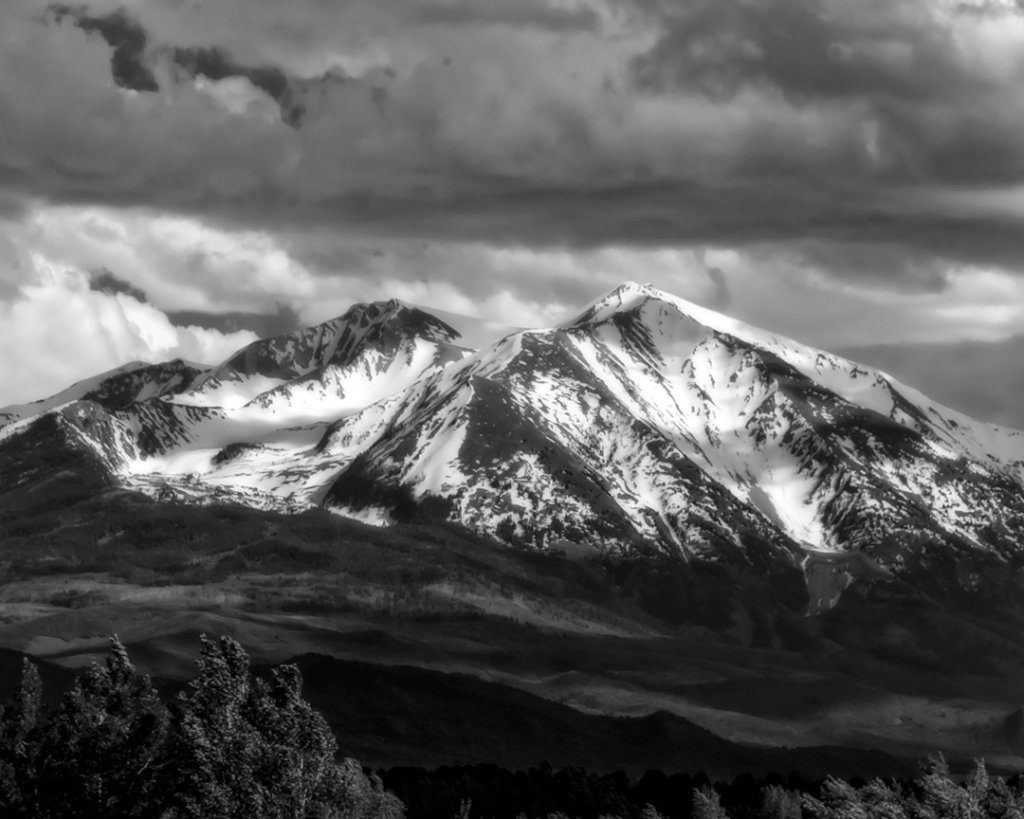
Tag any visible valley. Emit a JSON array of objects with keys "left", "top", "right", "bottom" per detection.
[{"left": 1, "top": 483, "right": 1024, "bottom": 777}]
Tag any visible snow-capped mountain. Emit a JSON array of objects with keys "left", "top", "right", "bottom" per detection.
[
  {"left": 174, "top": 298, "right": 469, "bottom": 411},
  {"left": 5, "top": 283, "right": 1024, "bottom": 611},
  {"left": 0, "top": 359, "right": 204, "bottom": 427}
]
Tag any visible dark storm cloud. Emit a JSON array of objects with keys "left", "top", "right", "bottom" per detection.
[
  {"left": 413, "top": 0, "right": 603, "bottom": 32},
  {"left": 87, "top": 267, "right": 300, "bottom": 338},
  {"left": 629, "top": 0, "right": 975, "bottom": 104},
  {"left": 627, "top": 0, "right": 1024, "bottom": 186},
  {"left": 51, "top": 5, "right": 159, "bottom": 91},
  {"left": 5, "top": 0, "right": 1024, "bottom": 297},
  {"left": 89, "top": 267, "right": 149, "bottom": 301},
  {"left": 276, "top": 179, "right": 1024, "bottom": 272},
  {"left": 52, "top": 4, "right": 331, "bottom": 127},
  {"left": 168, "top": 303, "right": 303, "bottom": 337},
  {"left": 168, "top": 45, "right": 297, "bottom": 122},
  {"left": 48, "top": 0, "right": 600, "bottom": 133}
]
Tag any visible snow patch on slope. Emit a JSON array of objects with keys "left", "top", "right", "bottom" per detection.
[{"left": 170, "top": 374, "right": 288, "bottom": 409}]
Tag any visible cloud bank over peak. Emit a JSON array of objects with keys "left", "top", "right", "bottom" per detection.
[
  {"left": 2, "top": 0, "right": 1024, "bottom": 422},
  {"left": 0, "top": 255, "right": 258, "bottom": 406}
]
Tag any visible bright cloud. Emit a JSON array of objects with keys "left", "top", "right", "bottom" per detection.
[{"left": 0, "top": 255, "right": 256, "bottom": 406}]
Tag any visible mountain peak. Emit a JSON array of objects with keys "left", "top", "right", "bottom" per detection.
[
  {"left": 565, "top": 281, "right": 657, "bottom": 320},
  {"left": 565, "top": 281, "right": 768, "bottom": 347},
  {"left": 338, "top": 297, "right": 405, "bottom": 320},
  {"left": 606, "top": 280, "right": 659, "bottom": 300},
  {"left": 333, "top": 299, "right": 461, "bottom": 345}
]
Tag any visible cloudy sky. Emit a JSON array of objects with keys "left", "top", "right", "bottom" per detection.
[{"left": 2, "top": 0, "right": 1024, "bottom": 424}]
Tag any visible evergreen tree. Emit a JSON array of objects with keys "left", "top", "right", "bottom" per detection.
[
  {"left": 964, "top": 760, "right": 990, "bottom": 819},
  {"left": 32, "top": 636, "right": 169, "bottom": 819},
  {"left": 169, "top": 634, "right": 258, "bottom": 818},
  {"left": 916, "top": 755, "right": 972, "bottom": 819},
  {"left": 168, "top": 634, "right": 403, "bottom": 819},
  {"left": 802, "top": 776, "right": 867, "bottom": 819},
  {"left": 0, "top": 659, "right": 42, "bottom": 817},
  {"left": 761, "top": 784, "right": 802, "bottom": 819},
  {"left": 693, "top": 785, "right": 730, "bottom": 819},
  {"left": 857, "top": 778, "right": 909, "bottom": 819},
  {"left": 978, "top": 771, "right": 1024, "bottom": 819}
]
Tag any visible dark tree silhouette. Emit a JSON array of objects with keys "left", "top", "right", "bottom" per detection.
[
  {"left": 0, "top": 659, "right": 42, "bottom": 817},
  {"left": 33, "top": 637, "right": 168, "bottom": 819},
  {"left": 0, "top": 636, "right": 403, "bottom": 819},
  {"left": 169, "top": 634, "right": 403, "bottom": 819}
]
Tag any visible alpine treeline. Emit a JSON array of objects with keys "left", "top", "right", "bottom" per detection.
[{"left": 0, "top": 635, "right": 403, "bottom": 819}]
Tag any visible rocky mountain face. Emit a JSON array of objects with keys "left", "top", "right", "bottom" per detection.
[{"left": 4, "top": 283, "right": 1024, "bottom": 620}]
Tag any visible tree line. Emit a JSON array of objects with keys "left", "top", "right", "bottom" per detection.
[
  {"left": 3, "top": 636, "right": 1024, "bottom": 819},
  {"left": 0, "top": 636, "right": 402, "bottom": 819},
  {"left": 379, "top": 758, "right": 1024, "bottom": 819}
]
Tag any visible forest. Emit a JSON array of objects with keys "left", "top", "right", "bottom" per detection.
[{"left": 1, "top": 637, "right": 1022, "bottom": 819}]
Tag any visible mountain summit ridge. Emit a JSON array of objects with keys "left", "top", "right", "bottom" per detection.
[{"left": 3, "top": 283, "right": 1024, "bottom": 616}]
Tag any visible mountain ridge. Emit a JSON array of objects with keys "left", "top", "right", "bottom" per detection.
[{"left": 3, "top": 282, "right": 1024, "bottom": 619}]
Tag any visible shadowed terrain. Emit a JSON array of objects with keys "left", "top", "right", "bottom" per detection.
[{"left": 3, "top": 433, "right": 1024, "bottom": 778}]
